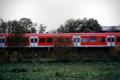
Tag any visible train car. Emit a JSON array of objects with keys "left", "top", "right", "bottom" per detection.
[
  {"left": 76, "top": 33, "right": 114, "bottom": 47},
  {"left": 0, "top": 32, "right": 120, "bottom": 48}
]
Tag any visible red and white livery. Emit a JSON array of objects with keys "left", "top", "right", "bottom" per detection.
[{"left": 0, "top": 32, "right": 120, "bottom": 47}]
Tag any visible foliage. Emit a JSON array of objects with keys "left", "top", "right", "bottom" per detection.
[
  {"left": 39, "top": 24, "right": 47, "bottom": 33},
  {"left": 4, "top": 18, "right": 37, "bottom": 47},
  {"left": 19, "top": 18, "right": 33, "bottom": 33},
  {"left": 0, "top": 21, "right": 7, "bottom": 33},
  {"left": 7, "top": 20, "right": 27, "bottom": 33},
  {"left": 6, "top": 34, "right": 28, "bottom": 47},
  {"left": 30, "top": 27, "right": 36, "bottom": 33},
  {"left": 57, "top": 18, "right": 102, "bottom": 33},
  {"left": 0, "top": 47, "right": 119, "bottom": 63},
  {"left": 0, "top": 18, "right": 3, "bottom": 26},
  {"left": 6, "top": 20, "right": 28, "bottom": 47},
  {"left": 111, "top": 47, "right": 120, "bottom": 56},
  {"left": 0, "top": 62, "right": 120, "bottom": 80}
]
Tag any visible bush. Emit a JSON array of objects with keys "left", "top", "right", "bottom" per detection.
[
  {"left": 0, "top": 47, "right": 120, "bottom": 63},
  {"left": 111, "top": 47, "right": 120, "bottom": 56}
]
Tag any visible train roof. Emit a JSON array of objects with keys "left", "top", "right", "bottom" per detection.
[{"left": 0, "top": 32, "right": 120, "bottom": 36}]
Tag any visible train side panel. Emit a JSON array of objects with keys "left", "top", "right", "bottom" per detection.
[
  {"left": 55, "top": 34, "right": 73, "bottom": 47},
  {"left": 79, "top": 34, "right": 107, "bottom": 47},
  {"left": 115, "top": 33, "right": 120, "bottom": 46},
  {"left": 37, "top": 34, "right": 54, "bottom": 47},
  {"left": 0, "top": 32, "right": 120, "bottom": 48}
]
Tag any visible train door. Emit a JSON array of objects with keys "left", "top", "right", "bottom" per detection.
[
  {"left": 107, "top": 35, "right": 115, "bottom": 47},
  {"left": 30, "top": 36, "right": 38, "bottom": 47},
  {"left": 73, "top": 35, "right": 80, "bottom": 47},
  {"left": 0, "top": 36, "right": 5, "bottom": 48}
]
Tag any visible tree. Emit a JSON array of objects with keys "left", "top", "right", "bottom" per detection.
[
  {"left": 39, "top": 24, "right": 47, "bottom": 33},
  {"left": 0, "top": 18, "right": 7, "bottom": 33},
  {"left": 57, "top": 18, "right": 102, "bottom": 33},
  {"left": 0, "top": 18, "right": 3, "bottom": 25},
  {"left": 30, "top": 27, "right": 36, "bottom": 33},
  {"left": 7, "top": 20, "right": 27, "bottom": 33},
  {"left": 80, "top": 18, "right": 102, "bottom": 32},
  {"left": 30, "top": 23, "right": 37, "bottom": 33},
  {"left": 0, "top": 21, "right": 7, "bottom": 33},
  {"left": 6, "top": 20, "right": 28, "bottom": 47},
  {"left": 6, "top": 34, "right": 28, "bottom": 47},
  {"left": 19, "top": 18, "right": 36, "bottom": 33},
  {"left": 57, "top": 19, "right": 81, "bottom": 33}
]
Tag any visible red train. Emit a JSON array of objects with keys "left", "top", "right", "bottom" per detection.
[{"left": 0, "top": 32, "right": 120, "bottom": 47}]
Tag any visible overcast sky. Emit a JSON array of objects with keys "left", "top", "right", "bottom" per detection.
[{"left": 0, "top": 0, "right": 120, "bottom": 31}]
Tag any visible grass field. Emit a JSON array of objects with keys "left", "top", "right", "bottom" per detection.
[{"left": 0, "top": 61, "right": 120, "bottom": 80}]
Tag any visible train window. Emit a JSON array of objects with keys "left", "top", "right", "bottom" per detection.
[
  {"left": 108, "top": 38, "right": 114, "bottom": 42},
  {"left": 66, "top": 38, "right": 71, "bottom": 43},
  {"left": 47, "top": 38, "right": 53, "bottom": 43},
  {"left": 58, "top": 38, "right": 64, "bottom": 42},
  {"left": 74, "top": 38, "right": 76, "bottom": 42},
  {"left": 74, "top": 38, "right": 80, "bottom": 42},
  {"left": 31, "top": 38, "right": 37, "bottom": 43},
  {"left": 31, "top": 38, "right": 34, "bottom": 43},
  {"left": 108, "top": 38, "right": 110, "bottom": 42},
  {"left": 0, "top": 39, "right": 5, "bottom": 43},
  {"left": 2, "top": 39, "right": 4, "bottom": 43},
  {"left": 117, "top": 37, "right": 120, "bottom": 42},
  {"left": 39, "top": 38, "right": 45, "bottom": 43},
  {"left": 0, "top": 39, "right": 2, "bottom": 43},
  {"left": 82, "top": 38, "right": 88, "bottom": 42},
  {"left": 0, "top": 39, "right": 1, "bottom": 43},
  {"left": 90, "top": 37, "right": 96, "bottom": 42},
  {"left": 34, "top": 38, "right": 37, "bottom": 43},
  {"left": 77, "top": 38, "right": 80, "bottom": 42},
  {"left": 111, "top": 38, "right": 114, "bottom": 42},
  {"left": 99, "top": 38, "right": 105, "bottom": 42}
]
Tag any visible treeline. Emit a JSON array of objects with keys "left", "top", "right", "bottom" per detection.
[
  {"left": 0, "top": 17, "right": 104, "bottom": 47},
  {"left": 0, "top": 18, "right": 120, "bottom": 47},
  {"left": 0, "top": 18, "right": 47, "bottom": 33},
  {"left": 0, "top": 17, "right": 120, "bottom": 34},
  {"left": 0, "top": 17, "right": 120, "bottom": 62},
  {"left": 0, "top": 18, "right": 46, "bottom": 47}
]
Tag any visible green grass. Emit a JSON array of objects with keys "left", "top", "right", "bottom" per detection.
[{"left": 0, "top": 62, "right": 120, "bottom": 80}]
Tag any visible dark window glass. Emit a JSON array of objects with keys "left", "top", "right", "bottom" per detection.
[
  {"left": 82, "top": 38, "right": 88, "bottom": 42},
  {"left": 108, "top": 38, "right": 110, "bottom": 42},
  {"left": 66, "top": 38, "right": 71, "bottom": 43},
  {"left": 34, "top": 38, "right": 37, "bottom": 43},
  {"left": 0, "top": 39, "right": 2, "bottom": 43},
  {"left": 39, "top": 38, "right": 45, "bottom": 43},
  {"left": 77, "top": 38, "right": 80, "bottom": 42},
  {"left": 2, "top": 39, "right": 4, "bottom": 43},
  {"left": 58, "top": 38, "right": 64, "bottom": 42},
  {"left": 90, "top": 37, "right": 96, "bottom": 42},
  {"left": 111, "top": 38, "right": 114, "bottom": 42},
  {"left": 99, "top": 38, "right": 105, "bottom": 42},
  {"left": 31, "top": 38, "right": 37, "bottom": 43},
  {"left": 0, "top": 38, "right": 5, "bottom": 43},
  {"left": 74, "top": 38, "right": 80, "bottom": 42},
  {"left": 47, "top": 38, "right": 53, "bottom": 43},
  {"left": 108, "top": 38, "right": 114, "bottom": 42},
  {"left": 74, "top": 38, "right": 76, "bottom": 42},
  {"left": 31, "top": 38, "right": 33, "bottom": 43},
  {"left": 117, "top": 38, "right": 120, "bottom": 42}
]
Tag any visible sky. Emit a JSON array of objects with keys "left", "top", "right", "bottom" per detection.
[{"left": 0, "top": 0, "right": 120, "bottom": 31}]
